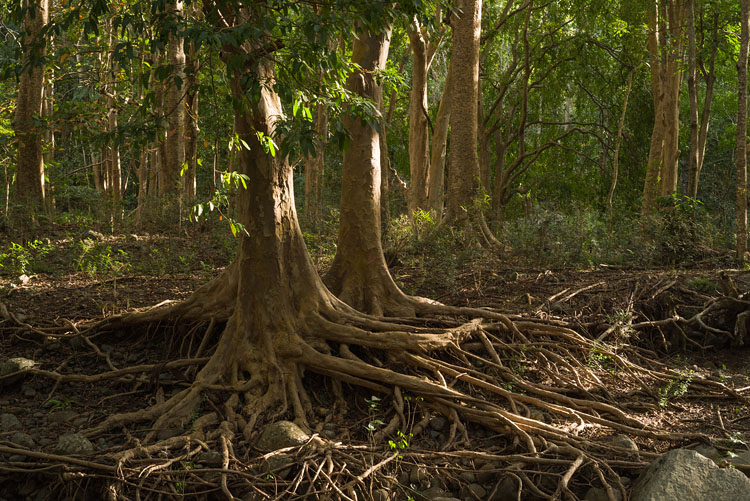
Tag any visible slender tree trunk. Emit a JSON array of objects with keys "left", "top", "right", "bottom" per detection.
[
  {"left": 607, "top": 67, "right": 636, "bottom": 208},
  {"left": 325, "top": 24, "right": 414, "bottom": 316},
  {"left": 686, "top": 0, "right": 700, "bottom": 199},
  {"left": 427, "top": 55, "right": 453, "bottom": 217},
  {"left": 407, "top": 18, "right": 433, "bottom": 218},
  {"left": 183, "top": 38, "right": 198, "bottom": 201},
  {"left": 161, "top": 0, "right": 186, "bottom": 196},
  {"left": 659, "top": 0, "right": 685, "bottom": 197},
  {"left": 13, "top": 0, "right": 49, "bottom": 213},
  {"left": 445, "top": 0, "right": 482, "bottom": 223},
  {"left": 642, "top": 2, "right": 666, "bottom": 215},
  {"left": 304, "top": 104, "right": 327, "bottom": 226},
  {"left": 737, "top": 0, "right": 749, "bottom": 264}
]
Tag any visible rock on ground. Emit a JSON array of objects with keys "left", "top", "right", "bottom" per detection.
[
  {"left": 631, "top": 448, "right": 750, "bottom": 501},
  {"left": 255, "top": 420, "right": 309, "bottom": 451}
]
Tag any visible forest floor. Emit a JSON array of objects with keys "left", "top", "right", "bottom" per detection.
[{"left": 1, "top": 224, "right": 749, "bottom": 500}]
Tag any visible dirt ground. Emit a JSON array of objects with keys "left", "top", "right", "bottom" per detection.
[{"left": 1, "top": 230, "right": 749, "bottom": 500}]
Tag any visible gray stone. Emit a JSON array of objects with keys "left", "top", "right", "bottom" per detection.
[
  {"left": 198, "top": 450, "right": 223, "bottom": 466},
  {"left": 55, "top": 433, "right": 94, "bottom": 455},
  {"left": 260, "top": 452, "right": 294, "bottom": 480},
  {"left": 458, "top": 471, "right": 475, "bottom": 483},
  {"left": 610, "top": 434, "right": 639, "bottom": 452},
  {"left": 47, "top": 410, "right": 77, "bottom": 425},
  {"left": 372, "top": 488, "right": 390, "bottom": 501},
  {"left": 488, "top": 476, "right": 519, "bottom": 500},
  {"left": 631, "top": 448, "right": 750, "bottom": 501},
  {"left": 460, "top": 483, "right": 486, "bottom": 500},
  {"left": 422, "top": 486, "right": 447, "bottom": 498},
  {"left": 476, "top": 462, "right": 499, "bottom": 484},
  {"left": 430, "top": 415, "right": 448, "bottom": 432},
  {"left": 255, "top": 421, "right": 309, "bottom": 451},
  {"left": 10, "top": 432, "right": 35, "bottom": 448},
  {"left": 0, "top": 413, "right": 21, "bottom": 431},
  {"left": 727, "top": 450, "right": 750, "bottom": 466},
  {"left": 0, "top": 358, "right": 35, "bottom": 386},
  {"left": 584, "top": 487, "right": 622, "bottom": 501},
  {"left": 410, "top": 465, "right": 430, "bottom": 487},
  {"left": 691, "top": 444, "right": 722, "bottom": 461}
]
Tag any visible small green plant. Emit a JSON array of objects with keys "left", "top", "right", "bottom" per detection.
[
  {"left": 657, "top": 370, "right": 694, "bottom": 408},
  {"left": 688, "top": 277, "right": 717, "bottom": 293},
  {"left": 75, "top": 239, "right": 130, "bottom": 275},
  {"left": 587, "top": 342, "right": 618, "bottom": 375},
  {"left": 44, "top": 396, "right": 71, "bottom": 412},
  {"left": 388, "top": 430, "right": 412, "bottom": 457},
  {"left": 364, "top": 395, "right": 385, "bottom": 433}
]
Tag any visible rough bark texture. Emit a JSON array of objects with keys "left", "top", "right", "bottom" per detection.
[
  {"left": 737, "top": 0, "right": 749, "bottom": 263},
  {"left": 13, "top": 0, "right": 49, "bottom": 211},
  {"left": 161, "top": 0, "right": 186, "bottom": 196},
  {"left": 445, "top": 0, "right": 482, "bottom": 223},
  {"left": 325, "top": 25, "right": 414, "bottom": 317}
]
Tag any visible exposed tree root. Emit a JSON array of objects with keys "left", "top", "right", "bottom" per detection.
[{"left": 4, "top": 285, "right": 746, "bottom": 500}]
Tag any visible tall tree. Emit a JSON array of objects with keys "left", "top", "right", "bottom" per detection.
[
  {"left": 303, "top": 104, "right": 327, "bottom": 226},
  {"left": 445, "top": 0, "right": 482, "bottom": 223},
  {"left": 324, "top": 23, "right": 415, "bottom": 316},
  {"left": 686, "top": 0, "right": 719, "bottom": 199},
  {"left": 642, "top": 0, "right": 686, "bottom": 214},
  {"left": 406, "top": 16, "right": 441, "bottom": 219},
  {"left": 737, "top": 0, "right": 749, "bottom": 263},
  {"left": 161, "top": 0, "right": 186, "bottom": 196},
  {"left": 13, "top": 0, "right": 50, "bottom": 212}
]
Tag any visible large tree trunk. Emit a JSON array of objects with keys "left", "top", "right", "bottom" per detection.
[
  {"left": 737, "top": 0, "right": 749, "bottom": 264},
  {"left": 325, "top": 24, "right": 414, "bottom": 317},
  {"left": 445, "top": 0, "right": 482, "bottom": 223},
  {"left": 13, "top": 0, "right": 49, "bottom": 213},
  {"left": 161, "top": 0, "right": 186, "bottom": 196}
]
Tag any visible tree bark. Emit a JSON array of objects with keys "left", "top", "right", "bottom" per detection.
[
  {"left": 427, "top": 55, "right": 453, "bottom": 217},
  {"left": 737, "top": 0, "right": 749, "bottom": 264},
  {"left": 183, "top": 38, "right": 199, "bottom": 201},
  {"left": 642, "top": 0, "right": 685, "bottom": 214},
  {"left": 13, "top": 0, "right": 49, "bottom": 212},
  {"left": 304, "top": 104, "right": 327, "bottom": 226},
  {"left": 407, "top": 18, "right": 438, "bottom": 219},
  {"left": 325, "top": 24, "right": 414, "bottom": 316},
  {"left": 686, "top": 0, "right": 700, "bottom": 199},
  {"left": 445, "top": 0, "right": 483, "bottom": 224},
  {"left": 161, "top": 0, "right": 186, "bottom": 196}
]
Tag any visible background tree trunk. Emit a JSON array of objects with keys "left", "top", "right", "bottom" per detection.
[
  {"left": 183, "top": 38, "right": 198, "bottom": 202},
  {"left": 445, "top": 0, "right": 483, "bottom": 224},
  {"left": 737, "top": 0, "right": 749, "bottom": 263},
  {"left": 304, "top": 104, "right": 327, "bottom": 226},
  {"left": 427, "top": 55, "right": 453, "bottom": 217},
  {"left": 407, "top": 18, "right": 437, "bottom": 219},
  {"left": 161, "top": 0, "right": 186, "bottom": 197},
  {"left": 13, "top": 0, "right": 50, "bottom": 213},
  {"left": 325, "top": 24, "right": 413, "bottom": 316}
]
